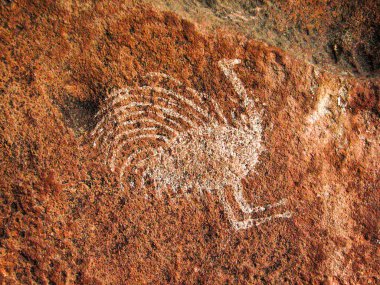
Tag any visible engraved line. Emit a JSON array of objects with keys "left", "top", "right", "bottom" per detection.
[
  {"left": 92, "top": 90, "right": 187, "bottom": 137},
  {"left": 208, "top": 96, "right": 228, "bottom": 124},
  {"left": 94, "top": 116, "right": 180, "bottom": 147},
  {"left": 109, "top": 134, "right": 168, "bottom": 171},
  {"left": 233, "top": 183, "right": 255, "bottom": 214},
  {"left": 94, "top": 88, "right": 130, "bottom": 119},
  {"left": 144, "top": 72, "right": 209, "bottom": 116},
  {"left": 185, "top": 87, "right": 228, "bottom": 124},
  {"left": 218, "top": 59, "right": 250, "bottom": 106},
  {"left": 110, "top": 127, "right": 169, "bottom": 157},
  {"left": 139, "top": 86, "right": 209, "bottom": 121},
  {"left": 118, "top": 119, "right": 179, "bottom": 136},
  {"left": 93, "top": 111, "right": 145, "bottom": 147},
  {"left": 119, "top": 148, "right": 157, "bottom": 181},
  {"left": 243, "top": 197, "right": 288, "bottom": 214},
  {"left": 217, "top": 188, "right": 240, "bottom": 230},
  {"left": 92, "top": 103, "right": 151, "bottom": 142},
  {"left": 92, "top": 100, "right": 200, "bottom": 145},
  {"left": 234, "top": 211, "right": 293, "bottom": 230},
  {"left": 92, "top": 80, "right": 210, "bottom": 140},
  {"left": 94, "top": 101, "right": 150, "bottom": 129},
  {"left": 93, "top": 109, "right": 186, "bottom": 147}
]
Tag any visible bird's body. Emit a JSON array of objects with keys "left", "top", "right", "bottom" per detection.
[{"left": 143, "top": 122, "right": 262, "bottom": 196}]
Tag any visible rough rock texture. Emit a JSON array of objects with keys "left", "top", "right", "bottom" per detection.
[
  {"left": 0, "top": 1, "right": 379, "bottom": 284},
  {"left": 144, "top": 0, "right": 380, "bottom": 77}
]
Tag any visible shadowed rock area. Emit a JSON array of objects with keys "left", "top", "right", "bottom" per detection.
[
  {"left": 144, "top": 0, "right": 380, "bottom": 77},
  {"left": 0, "top": 1, "right": 379, "bottom": 284}
]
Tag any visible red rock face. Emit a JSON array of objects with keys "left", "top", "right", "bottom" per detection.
[{"left": 0, "top": 1, "right": 379, "bottom": 284}]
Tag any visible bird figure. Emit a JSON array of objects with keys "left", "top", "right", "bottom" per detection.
[{"left": 91, "top": 59, "right": 291, "bottom": 230}]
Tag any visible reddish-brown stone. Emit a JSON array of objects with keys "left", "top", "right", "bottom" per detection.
[{"left": 0, "top": 1, "right": 379, "bottom": 284}]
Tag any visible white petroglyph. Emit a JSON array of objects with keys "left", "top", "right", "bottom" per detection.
[{"left": 92, "top": 59, "right": 291, "bottom": 230}]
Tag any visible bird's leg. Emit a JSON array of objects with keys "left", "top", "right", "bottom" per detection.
[
  {"left": 216, "top": 187, "right": 241, "bottom": 230},
  {"left": 232, "top": 183, "right": 255, "bottom": 214},
  {"left": 233, "top": 183, "right": 289, "bottom": 214},
  {"left": 232, "top": 211, "right": 292, "bottom": 231},
  {"left": 218, "top": 186, "right": 292, "bottom": 230}
]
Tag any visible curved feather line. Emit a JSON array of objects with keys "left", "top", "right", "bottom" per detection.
[
  {"left": 101, "top": 119, "right": 178, "bottom": 147},
  {"left": 92, "top": 91, "right": 205, "bottom": 139},
  {"left": 92, "top": 110, "right": 186, "bottom": 147},
  {"left": 92, "top": 102, "right": 198, "bottom": 143},
  {"left": 122, "top": 119, "right": 178, "bottom": 133},
  {"left": 101, "top": 121, "right": 177, "bottom": 167},
  {"left": 93, "top": 88, "right": 183, "bottom": 122},
  {"left": 109, "top": 126, "right": 172, "bottom": 156},
  {"left": 144, "top": 73, "right": 227, "bottom": 124},
  {"left": 209, "top": 96, "right": 228, "bottom": 124},
  {"left": 94, "top": 88, "right": 130, "bottom": 119},
  {"left": 119, "top": 148, "right": 157, "bottom": 181},
  {"left": 92, "top": 89, "right": 182, "bottom": 136},
  {"left": 144, "top": 73, "right": 213, "bottom": 119},
  {"left": 92, "top": 102, "right": 150, "bottom": 136},
  {"left": 110, "top": 134, "right": 168, "bottom": 171},
  {"left": 185, "top": 87, "right": 228, "bottom": 125},
  {"left": 138, "top": 86, "right": 209, "bottom": 121}
]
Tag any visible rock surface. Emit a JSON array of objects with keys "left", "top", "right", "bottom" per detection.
[
  {"left": 143, "top": 0, "right": 380, "bottom": 77},
  {"left": 0, "top": 1, "right": 379, "bottom": 284}
]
